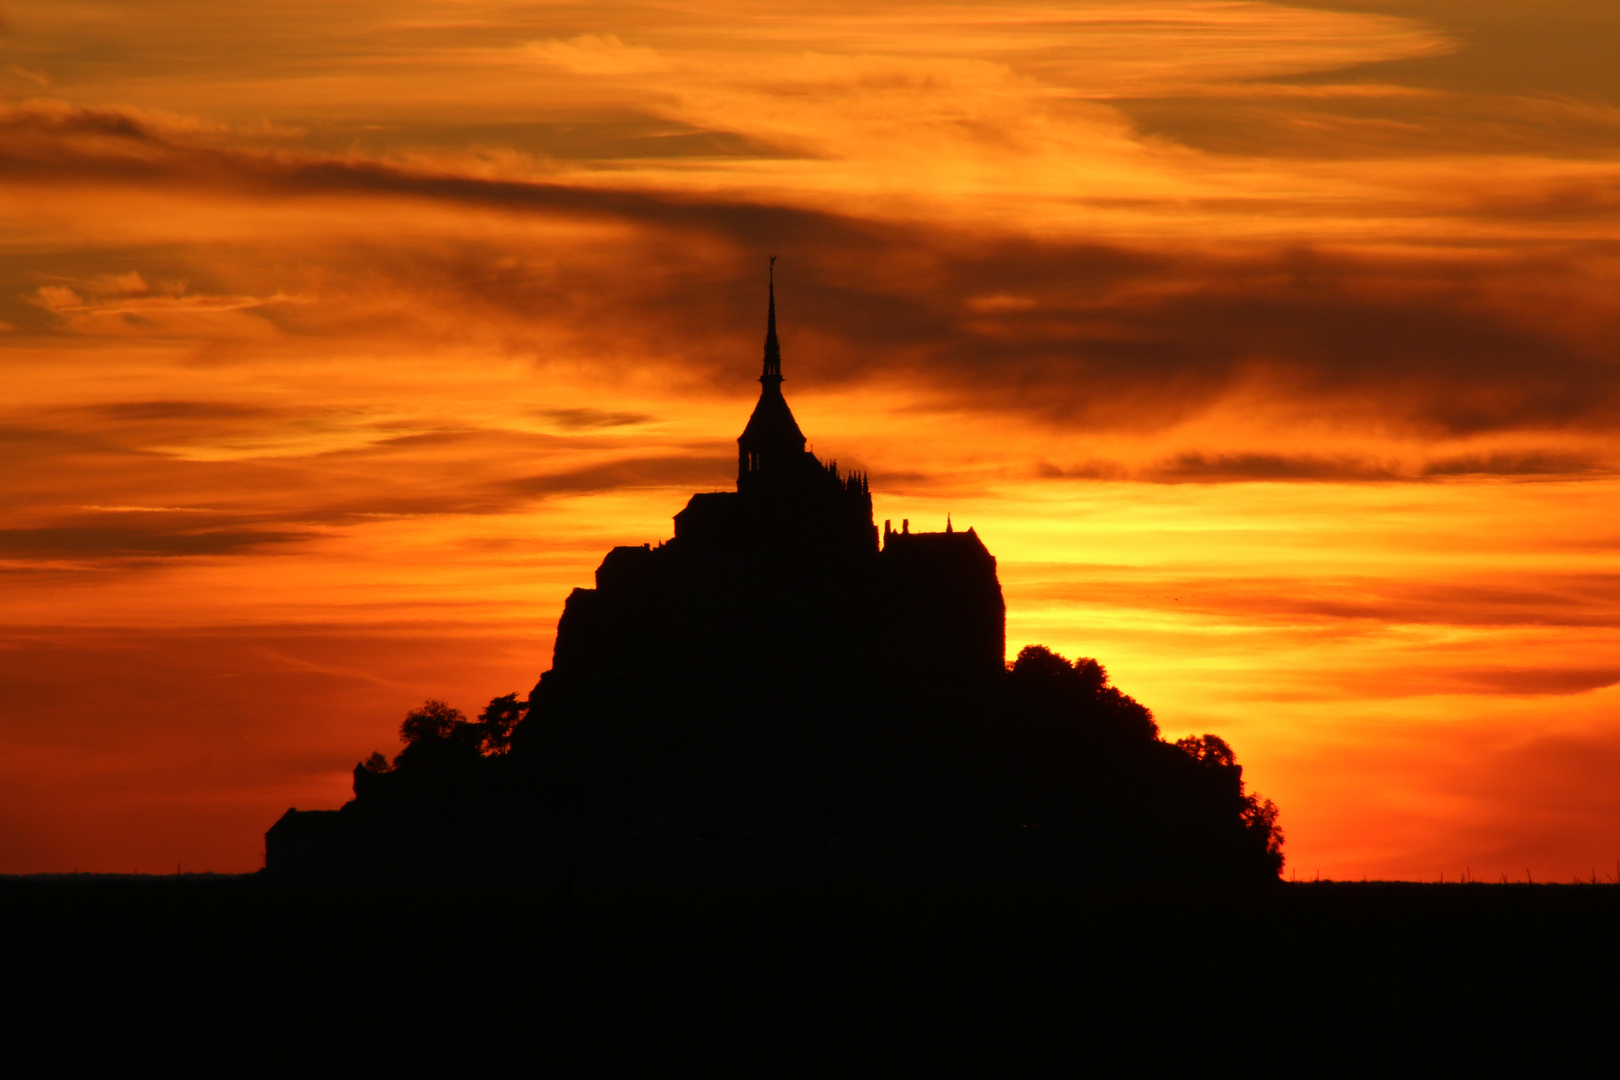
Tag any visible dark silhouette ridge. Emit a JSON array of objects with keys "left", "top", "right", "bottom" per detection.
[{"left": 267, "top": 269, "right": 1282, "bottom": 882}]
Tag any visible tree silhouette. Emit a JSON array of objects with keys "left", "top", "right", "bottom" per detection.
[
  {"left": 1175, "top": 734, "right": 1235, "bottom": 767},
  {"left": 1007, "top": 645, "right": 1159, "bottom": 743},
  {"left": 400, "top": 699, "right": 466, "bottom": 745},
  {"left": 391, "top": 699, "right": 481, "bottom": 770},
  {"left": 365, "top": 696, "right": 531, "bottom": 774},
  {"left": 1242, "top": 794, "right": 1284, "bottom": 864},
  {"left": 329, "top": 659, "right": 1284, "bottom": 877},
  {"left": 475, "top": 693, "right": 526, "bottom": 756},
  {"left": 1175, "top": 732, "right": 1284, "bottom": 873}
]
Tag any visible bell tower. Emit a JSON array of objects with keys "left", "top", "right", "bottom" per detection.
[{"left": 737, "top": 258, "right": 808, "bottom": 491}]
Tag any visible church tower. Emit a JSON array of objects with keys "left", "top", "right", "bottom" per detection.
[{"left": 737, "top": 259, "right": 811, "bottom": 493}]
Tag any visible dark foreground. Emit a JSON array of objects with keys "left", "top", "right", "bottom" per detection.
[{"left": 7, "top": 871, "right": 1616, "bottom": 1068}]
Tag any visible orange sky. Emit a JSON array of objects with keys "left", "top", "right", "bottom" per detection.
[{"left": 3, "top": 0, "right": 1618, "bottom": 879}]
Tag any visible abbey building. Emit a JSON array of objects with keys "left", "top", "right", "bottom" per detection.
[
  {"left": 523, "top": 267, "right": 1005, "bottom": 760},
  {"left": 266, "top": 269, "right": 1284, "bottom": 882}
]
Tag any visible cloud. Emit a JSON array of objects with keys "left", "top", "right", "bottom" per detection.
[
  {"left": 1144, "top": 452, "right": 1403, "bottom": 483},
  {"left": 525, "top": 33, "right": 669, "bottom": 76},
  {"left": 1033, "top": 460, "right": 1132, "bottom": 481},
  {"left": 17, "top": 261, "right": 301, "bottom": 338},
  {"left": 0, "top": 400, "right": 743, "bottom": 569},
  {"left": 1023, "top": 571, "right": 1620, "bottom": 630},
  {"left": 504, "top": 454, "right": 734, "bottom": 499},
  {"left": 31, "top": 286, "right": 293, "bottom": 317},
  {"left": 905, "top": 241, "right": 1620, "bottom": 438},
  {"left": 1422, "top": 451, "right": 1612, "bottom": 477},
  {"left": 1118, "top": 85, "right": 1620, "bottom": 161},
  {"left": 0, "top": 423, "right": 120, "bottom": 459},
  {"left": 0, "top": 524, "right": 314, "bottom": 558},
  {"left": 536, "top": 408, "right": 654, "bottom": 431},
  {"left": 87, "top": 400, "right": 278, "bottom": 422},
  {"left": 5, "top": 64, "right": 51, "bottom": 89},
  {"left": 1450, "top": 667, "right": 1620, "bottom": 696},
  {"left": 1031, "top": 448, "right": 1618, "bottom": 483},
  {"left": 3, "top": 99, "right": 1619, "bottom": 448},
  {"left": 1285, "top": 0, "right": 1620, "bottom": 103}
]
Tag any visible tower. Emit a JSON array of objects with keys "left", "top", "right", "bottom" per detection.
[{"left": 737, "top": 259, "right": 810, "bottom": 493}]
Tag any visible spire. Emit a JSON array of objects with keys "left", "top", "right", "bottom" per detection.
[
  {"left": 761, "top": 257, "right": 782, "bottom": 385},
  {"left": 738, "top": 257, "right": 807, "bottom": 487}
]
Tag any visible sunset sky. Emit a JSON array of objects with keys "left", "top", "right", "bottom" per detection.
[{"left": 3, "top": 0, "right": 1618, "bottom": 879}]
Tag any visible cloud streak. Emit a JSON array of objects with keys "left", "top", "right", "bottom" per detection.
[{"left": 7, "top": 98, "right": 1619, "bottom": 453}]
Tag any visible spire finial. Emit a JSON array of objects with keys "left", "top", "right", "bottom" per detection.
[{"left": 762, "top": 257, "right": 781, "bottom": 384}]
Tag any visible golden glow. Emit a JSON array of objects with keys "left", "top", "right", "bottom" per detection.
[{"left": 3, "top": 1, "right": 1619, "bottom": 879}]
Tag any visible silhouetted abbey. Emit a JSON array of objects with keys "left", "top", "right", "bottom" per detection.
[{"left": 269, "top": 269, "right": 1283, "bottom": 881}]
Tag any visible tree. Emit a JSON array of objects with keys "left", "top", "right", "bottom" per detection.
[
  {"left": 1008, "top": 645, "right": 1158, "bottom": 742},
  {"left": 1008, "top": 644, "right": 1075, "bottom": 681},
  {"left": 1174, "top": 734, "right": 1236, "bottom": 767},
  {"left": 476, "top": 693, "right": 527, "bottom": 756},
  {"left": 400, "top": 699, "right": 465, "bottom": 745},
  {"left": 392, "top": 699, "right": 481, "bottom": 770},
  {"left": 391, "top": 695, "right": 526, "bottom": 768},
  {"left": 1177, "top": 733, "right": 1285, "bottom": 873},
  {"left": 1242, "top": 794, "right": 1285, "bottom": 865}
]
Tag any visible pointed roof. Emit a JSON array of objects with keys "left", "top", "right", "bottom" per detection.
[
  {"left": 739, "top": 385, "right": 806, "bottom": 451},
  {"left": 740, "top": 259, "right": 806, "bottom": 452}
]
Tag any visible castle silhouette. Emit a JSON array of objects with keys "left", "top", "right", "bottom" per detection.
[{"left": 268, "top": 268, "right": 1283, "bottom": 881}]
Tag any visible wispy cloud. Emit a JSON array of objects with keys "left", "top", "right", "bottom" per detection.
[{"left": 7, "top": 102, "right": 1618, "bottom": 446}]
